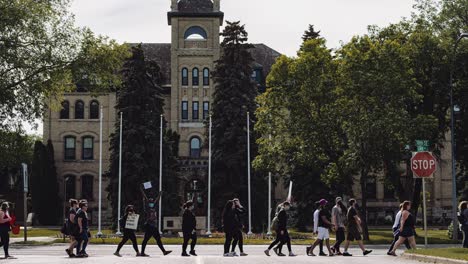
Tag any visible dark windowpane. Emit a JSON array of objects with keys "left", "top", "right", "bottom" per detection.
[
  {"left": 82, "top": 137, "right": 94, "bottom": 160},
  {"left": 203, "top": 102, "right": 209, "bottom": 120},
  {"left": 60, "top": 101, "right": 69, "bottom": 119},
  {"left": 193, "top": 102, "right": 199, "bottom": 120},
  {"left": 65, "top": 175, "right": 76, "bottom": 200},
  {"left": 89, "top": 101, "right": 99, "bottom": 119},
  {"left": 182, "top": 101, "right": 188, "bottom": 120},
  {"left": 190, "top": 137, "right": 201, "bottom": 158},
  {"left": 182, "top": 68, "right": 188, "bottom": 86},
  {"left": 75, "top": 101, "right": 84, "bottom": 119},
  {"left": 192, "top": 68, "right": 199, "bottom": 86},
  {"left": 203, "top": 68, "right": 209, "bottom": 86},
  {"left": 366, "top": 178, "right": 377, "bottom": 199},
  {"left": 64, "top": 137, "right": 76, "bottom": 160},
  {"left": 81, "top": 175, "right": 93, "bottom": 201},
  {"left": 384, "top": 184, "right": 395, "bottom": 199}
]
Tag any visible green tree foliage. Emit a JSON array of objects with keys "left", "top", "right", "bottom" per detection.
[
  {"left": 210, "top": 21, "right": 266, "bottom": 231},
  {"left": 30, "top": 140, "right": 60, "bottom": 225},
  {"left": 107, "top": 45, "right": 180, "bottom": 225}
]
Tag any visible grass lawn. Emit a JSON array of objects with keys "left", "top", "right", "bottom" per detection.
[{"left": 409, "top": 248, "right": 468, "bottom": 261}]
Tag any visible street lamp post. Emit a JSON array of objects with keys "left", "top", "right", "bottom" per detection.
[{"left": 449, "top": 32, "right": 468, "bottom": 241}]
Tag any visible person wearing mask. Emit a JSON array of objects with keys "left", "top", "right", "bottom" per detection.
[
  {"left": 181, "top": 201, "right": 197, "bottom": 257},
  {"left": 343, "top": 199, "right": 372, "bottom": 257},
  {"left": 459, "top": 201, "right": 468, "bottom": 248},
  {"left": 331, "top": 197, "right": 346, "bottom": 255},
  {"left": 114, "top": 205, "right": 141, "bottom": 257},
  {"left": 231, "top": 198, "right": 247, "bottom": 256},
  {"left": 76, "top": 201, "right": 90, "bottom": 258},
  {"left": 222, "top": 200, "right": 236, "bottom": 257},
  {"left": 388, "top": 200, "right": 417, "bottom": 255},
  {"left": 264, "top": 201, "right": 296, "bottom": 257},
  {"left": 312, "top": 201, "right": 325, "bottom": 256},
  {"left": 65, "top": 199, "right": 79, "bottom": 258},
  {"left": 0, "top": 202, "right": 13, "bottom": 259},
  {"left": 307, "top": 199, "right": 334, "bottom": 256},
  {"left": 387, "top": 203, "right": 410, "bottom": 255}
]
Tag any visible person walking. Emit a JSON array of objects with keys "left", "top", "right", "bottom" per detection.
[
  {"left": 76, "top": 201, "right": 90, "bottom": 258},
  {"left": 65, "top": 199, "right": 79, "bottom": 257},
  {"left": 264, "top": 201, "right": 296, "bottom": 257},
  {"left": 459, "top": 201, "right": 468, "bottom": 248},
  {"left": 388, "top": 200, "right": 417, "bottom": 256},
  {"left": 307, "top": 199, "right": 334, "bottom": 256},
  {"left": 139, "top": 191, "right": 172, "bottom": 256},
  {"left": 387, "top": 203, "right": 411, "bottom": 255},
  {"left": 313, "top": 201, "right": 325, "bottom": 256},
  {"left": 342, "top": 199, "right": 372, "bottom": 257},
  {"left": 222, "top": 200, "right": 236, "bottom": 256},
  {"left": 231, "top": 198, "right": 248, "bottom": 256},
  {"left": 0, "top": 202, "right": 13, "bottom": 259},
  {"left": 181, "top": 201, "right": 197, "bottom": 257},
  {"left": 331, "top": 197, "right": 346, "bottom": 255},
  {"left": 114, "top": 205, "right": 141, "bottom": 257}
]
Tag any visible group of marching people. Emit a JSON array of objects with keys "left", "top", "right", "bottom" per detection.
[{"left": 64, "top": 199, "right": 91, "bottom": 258}]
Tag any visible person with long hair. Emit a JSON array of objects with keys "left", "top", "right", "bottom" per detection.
[
  {"left": 388, "top": 201, "right": 417, "bottom": 256},
  {"left": 114, "top": 205, "right": 141, "bottom": 257},
  {"left": 331, "top": 197, "right": 346, "bottom": 255},
  {"left": 458, "top": 201, "right": 468, "bottom": 248},
  {"left": 222, "top": 200, "right": 236, "bottom": 256},
  {"left": 307, "top": 199, "right": 334, "bottom": 256},
  {"left": 264, "top": 201, "right": 296, "bottom": 257},
  {"left": 387, "top": 203, "right": 411, "bottom": 255},
  {"left": 181, "top": 201, "right": 197, "bottom": 256},
  {"left": 231, "top": 198, "right": 248, "bottom": 256},
  {"left": 342, "top": 199, "right": 372, "bottom": 257},
  {"left": 75, "top": 201, "right": 90, "bottom": 258},
  {"left": 0, "top": 202, "right": 13, "bottom": 259},
  {"left": 65, "top": 199, "right": 79, "bottom": 258}
]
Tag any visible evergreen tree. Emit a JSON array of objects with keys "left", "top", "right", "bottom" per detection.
[
  {"left": 107, "top": 45, "right": 180, "bottom": 225},
  {"left": 210, "top": 21, "right": 265, "bottom": 231},
  {"left": 302, "top": 24, "right": 321, "bottom": 42}
]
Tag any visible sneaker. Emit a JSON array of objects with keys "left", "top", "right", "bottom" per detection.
[
  {"left": 319, "top": 252, "right": 328, "bottom": 256},
  {"left": 65, "top": 249, "right": 72, "bottom": 257},
  {"left": 163, "top": 250, "right": 172, "bottom": 256},
  {"left": 140, "top": 253, "right": 150, "bottom": 257},
  {"left": 189, "top": 250, "right": 197, "bottom": 256},
  {"left": 223, "top": 253, "right": 232, "bottom": 257},
  {"left": 363, "top": 250, "right": 372, "bottom": 256},
  {"left": 264, "top": 250, "right": 270, "bottom": 256},
  {"left": 289, "top": 252, "right": 297, "bottom": 257},
  {"left": 113, "top": 252, "right": 122, "bottom": 257},
  {"left": 329, "top": 253, "right": 335, "bottom": 257},
  {"left": 309, "top": 252, "right": 316, "bottom": 257},
  {"left": 70, "top": 253, "right": 76, "bottom": 258},
  {"left": 277, "top": 252, "right": 286, "bottom": 257},
  {"left": 306, "top": 246, "right": 311, "bottom": 256},
  {"left": 343, "top": 252, "right": 352, "bottom": 257},
  {"left": 388, "top": 251, "right": 397, "bottom": 256},
  {"left": 136, "top": 253, "right": 142, "bottom": 257},
  {"left": 79, "top": 251, "right": 89, "bottom": 258},
  {"left": 240, "top": 252, "right": 248, "bottom": 256},
  {"left": 331, "top": 247, "right": 336, "bottom": 254},
  {"left": 273, "top": 247, "right": 279, "bottom": 256},
  {"left": 231, "top": 252, "right": 238, "bottom": 257},
  {"left": 182, "top": 252, "right": 190, "bottom": 257}
]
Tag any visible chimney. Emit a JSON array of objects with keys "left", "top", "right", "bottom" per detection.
[
  {"left": 213, "top": 0, "right": 220, "bottom": 11},
  {"left": 171, "top": 0, "right": 178, "bottom": 11}
]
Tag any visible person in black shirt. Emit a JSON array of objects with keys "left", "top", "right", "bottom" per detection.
[
  {"left": 343, "top": 199, "right": 372, "bottom": 256},
  {"left": 139, "top": 190, "right": 171, "bottom": 256},
  {"left": 388, "top": 200, "right": 417, "bottom": 256},
  {"left": 264, "top": 201, "right": 296, "bottom": 257},
  {"left": 181, "top": 201, "right": 197, "bottom": 257},
  {"left": 76, "top": 201, "right": 90, "bottom": 258},
  {"left": 65, "top": 199, "right": 79, "bottom": 257},
  {"left": 222, "top": 200, "right": 236, "bottom": 256},
  {"left": 307, "top": 199, "right": 334, "bottom": 256},
  {"left": 114, "top": 205, "right": 141, "bottom": 257},
  {"left": 231, "top": 198, "right": 248, "bottom": 256}
]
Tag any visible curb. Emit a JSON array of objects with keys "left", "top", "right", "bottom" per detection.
[{"left": 402, "top": 253, "right": 468, "bottom": 264}]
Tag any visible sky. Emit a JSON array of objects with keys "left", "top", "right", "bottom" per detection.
[{"left": 25, "top": 0, "right": 416, "bottom": 135}]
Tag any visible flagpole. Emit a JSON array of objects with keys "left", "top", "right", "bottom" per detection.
[
  {"left": 97, "top": 106, "right": 103, "bottom": 237},
  {"left": 267, "top": 135, "right": 272, "bottom": 236},
  {"left": 158, "top": 114, "right": 163, "bottom": 234},
  {"left": 116, "top": 112, "right": 123, "bottom": 236},
  {"left": 206, "top": 115, "right": 212, "bottom": 236},
  {"left": 247, "top": 112, "right": 252, "bottom": 235}
]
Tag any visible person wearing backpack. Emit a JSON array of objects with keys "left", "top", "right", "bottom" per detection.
[
  {"left": 65, "top": 199, "right": 79, "bottom": 257},
  {"left": 181, "top": 201, "right": 197, "bottom": 257},
  {"left": 459, "top": 201, "right": 468, "bottom": 248},
  {"left": 264, "top": 201, "right": 296, "bottom": 257},
  {"left": 114, "top": 205, "right": 141, "bottom": 257}
]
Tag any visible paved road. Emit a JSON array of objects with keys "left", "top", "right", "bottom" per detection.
[{"left": 3, "top": 244, "right": 421, "bottom": 264}]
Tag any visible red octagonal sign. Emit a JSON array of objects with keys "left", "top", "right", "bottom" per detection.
[{"left": 411, "top": 152, "right": 437, "bottom": 178}]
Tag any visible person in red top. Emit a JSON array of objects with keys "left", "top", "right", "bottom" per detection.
[{"left": 0, "top": 202, "right": 13, "bottom": 259}]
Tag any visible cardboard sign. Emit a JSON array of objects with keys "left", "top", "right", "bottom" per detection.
[
  {"left": 143, "top": 181, "right": 152, "bottom": 190},
  {"left": 125, "top": 214, "right": 140, "bottom": 230}
]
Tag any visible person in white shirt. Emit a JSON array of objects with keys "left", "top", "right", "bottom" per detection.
[
  {"left": 309, "top": 201, "right": 325, "bottom": 256},
  {"left": 387, "top": 203, "right": 410, "bottom": 255}
]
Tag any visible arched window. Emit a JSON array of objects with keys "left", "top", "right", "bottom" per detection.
[
  {"left": 60, "top": 101, "right": 70, "bottom": 119},
  {"left": 64, "top": 175, "right": 76, "bottom": 200},
  {"left": 192, "top": 68, "right": 199, "bottom": 86},
  {"left": 203, "top": 68, "right": 210, "bottom": 86},
  {"left": 190, "top": 137, "right": 201, "bottom": 158},
  {"left": 82, "top": 136, "right": 94, "bottom": 160},
  {"left": 184, "top": 26, "right": 208, "bottom": 40},
  {"left": 81, "top": 175, "right": 94, "bottom": 201},
  {"left": 75, "top": 100, "right": 84, "bottom": 119},
  {"left": 182, "top": 68, "right": 189, "bottom": 86},
  {"left": 64, "top": 136, "right": 76, "bottom": 160},
  {"left": 89, "top": 100, "right": 99, "bottom": 119}
]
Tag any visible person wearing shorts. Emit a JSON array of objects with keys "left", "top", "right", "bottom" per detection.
[
  {"left": 307, "top": 199, "right": 334, "bottom": 256},
  {"left": 343, "top": 199, "right": 372, "bottom": 257}
]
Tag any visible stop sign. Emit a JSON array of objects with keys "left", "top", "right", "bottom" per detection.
[{"left": 411, "top": 152, "right": 437, "bottom": 178}]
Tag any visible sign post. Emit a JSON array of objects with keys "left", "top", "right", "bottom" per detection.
[
  {"left": 411, "top": 147, "right": 437, "bottom": 248},
  {"left": 21, "top": 163, "right": 28, "bottom": 242}
]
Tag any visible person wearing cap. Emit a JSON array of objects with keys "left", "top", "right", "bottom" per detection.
[
  {"left": 307, "top": 199, "right": 334, "bottom": 256},
  {"left": 331, "top": 197, "right": 347, "bottom": 255},
  {"left": 312, "top": 201, "right": 325, "bottom": 256},
  {"left": 342, "top": 199, "right": 372, "bottom": 256}
]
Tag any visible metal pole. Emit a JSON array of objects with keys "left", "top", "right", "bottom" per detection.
[
  {"left": 206, "top": 115, "right": 212, "bottom": 236},
  {"left": 422, "top": 178, "right": 428, "bottom": 248},
  {"left": 158, "top": 114, "right": 163, "bottom": 234},
  {"left": 97, "top": 106, "right": 103, "bottom": 237},
  {"left": 22, "top": 163, "right": 28, "bottom": 242},
  {"left": 247, "top": 112, "right": 252, "bottom": 235},
  {"left": 116, "top": 112, "right": 123, "bottom": 236},
  {"left": 267, "top": 135, "right": 272, "bottom": 236}
]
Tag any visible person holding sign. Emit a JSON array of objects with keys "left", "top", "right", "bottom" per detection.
[
  {"left": 114, "top": 205, "right": 141, "bottom": 257},
  {"left": 0, "top": 202, "right": 13, "bottom": 259},
  {"left": 181, "top": 201, "right": 197, "bottom": 257},
  {"left": 140, "top": 190, "right": 172, "bottom": 257}
]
